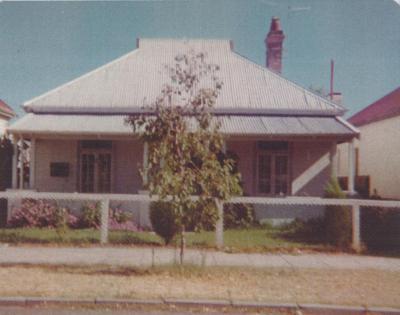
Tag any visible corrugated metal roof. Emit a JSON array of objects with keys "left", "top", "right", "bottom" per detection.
[
  {"left": 24, "top": 39, "right": 345, "bottom": 116},
  {"left": 8, "top": 113, "right": 355, "bottom": 136}
]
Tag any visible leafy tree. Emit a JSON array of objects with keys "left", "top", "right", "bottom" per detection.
[{"left": 126, "top": 50, "right": 242, "bottom": 263}]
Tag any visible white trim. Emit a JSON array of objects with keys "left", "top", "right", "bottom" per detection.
[
  {"left": 142, "top": 141, "right": 149, "bottom": 187},
  {"left": 11, "top": 138, "right": 18, "bottom": 189},
  {"left": 292, "top": 153, "right": 330, "bottom": 195},
  {"left": 18, "top": 137, "right": 24, "bottom": 189},
  {"left": 348, "top": 139, "right": 356, "bottom": 194},
  {"left": 1, "top": 190, "right": 400, "bottom": 208},
  {"left": 330, "top": 141, "right": 338, "bottom": 178},
  {"left": 29, "top": 138, "right": 36, "bottom": 189},
  {"left": 336, "top": 116, "right": 360, "bottom": 134}
]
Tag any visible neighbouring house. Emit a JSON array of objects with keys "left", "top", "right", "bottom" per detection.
[
  {"left": 7, "top": 18, "right": 359, "bottom": 223},
  {"left": 0, "top": 100, "right": 15, "bottom": 225},
  {"left": 338, "top": 87, "right": 400, "bottom": 200},
  {"left": 0, "top": 100, "right": 15, "bottom": 137}
]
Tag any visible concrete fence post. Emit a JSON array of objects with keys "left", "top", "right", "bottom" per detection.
[
  {"left": 215, "top": 199, "right": 224, "bottom": 249},
  {"left": 100, "top": 199, "right": 110, "bottom": 245},
  {"left": 352, "top": 203, "right": 361, "bottom": 252}
]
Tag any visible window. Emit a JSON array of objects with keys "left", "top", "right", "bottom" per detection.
[
  {"left": 257, "top": 141, "right": 289, "bottom": 195},
  {"left": 50, "top": 162, "right": 69, "bottom": 177}
]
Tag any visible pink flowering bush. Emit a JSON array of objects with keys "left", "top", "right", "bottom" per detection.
[
  {"left": 8, "top": 199, "right": 78, "bottom": 228},
  {"left": 9, "top": 200, "right": 139, "bottom": 232},
  {"left": 108, "top": 207, "right": 139, "bottom": 232},
  {"left": 78, "top": 202, "right": 139, "bottom": 231},
  {"left": 79, "top": 203, "right": 101, "bottom": 229}
]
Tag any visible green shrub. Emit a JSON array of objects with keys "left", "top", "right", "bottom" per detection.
[
  {"left": 223, "top": 203, "right": 257, "bottom": 229},
  {"left": 324, "top": 178, "right": 351, "bottom": 248},
  {"left": 361, "top": 206, "right": 400, "bottom": 250},
  {"left": 184, "top": 202, "right": 257, "bottom": 231},
  {"left": 149, "top": 202, "right": 179, "bottom": 245},
  {"left": 280, "top": 217, "right": 326, "bottom": 243},
  {"left": 361, "top": 192, "right": 400, "bottom": 250},
  {"left": 79, "top": 203, "right": 101, "bottom": 229},
  {"left": 183, "top": 200, "right": 217, "bottom": 232}
]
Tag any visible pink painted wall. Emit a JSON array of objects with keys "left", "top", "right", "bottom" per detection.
[
  {"left": 228, "top": 139, "right": 333, "bottom": 223},
  {"left": 34, "top": 138, "right": 332, "bottom": 197},
  {"left": 113, "top": 140, "right": 143, "bottom": 193},
  {"left": 227, "top": 140, "right": 256, "bottom": 195},
  {"left": 34, "top": 139, "right": 144, "bottom": 194},
  {"left": 35, "top": 139, "right": 78, "bottom": 192}
]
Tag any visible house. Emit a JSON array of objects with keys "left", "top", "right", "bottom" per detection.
[
  {"left": 0, "top": 100, "right": 15, "bottom": 223},
  {"left": 338, "top": 87, "right": 400, "bottom": 200},
  {"left": 0, "top": 100, "right": 15, "bottom": 137},
  {"left": 7, "top": 18, "right": 358, "bottom": 218}
]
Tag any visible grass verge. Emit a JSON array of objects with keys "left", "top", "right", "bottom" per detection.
[{"left": 0, "top": 264, "right": 399, "bottom": 308}]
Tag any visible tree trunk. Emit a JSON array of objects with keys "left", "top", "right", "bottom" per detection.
[{"left": 179, "top": 225, "right": 186, "bottom": 265}]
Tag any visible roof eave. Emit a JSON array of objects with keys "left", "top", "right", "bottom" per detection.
[{"left": 24, "top": 106, "right": 345, "bottom": 117}]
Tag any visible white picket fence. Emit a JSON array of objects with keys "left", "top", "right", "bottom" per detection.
[{"left": 1, "top": 190, "right": 399, "bottom": 251}]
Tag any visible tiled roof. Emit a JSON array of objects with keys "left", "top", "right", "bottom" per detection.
[
  {"left": 0, "top": 100, "right": 15, "bottom": 119},
  {"left": 349, "top": 87, "right": 400, "bottom": 127},
  {"left": 24, "top": 39, "right": 345, "bottom": 116},
  {"left": 9, "top": 113, "right": 356, "bottom": 137}
]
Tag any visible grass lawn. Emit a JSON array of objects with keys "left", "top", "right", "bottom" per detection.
[{"left": 0, "top": 227, "right": 327, "bottom": 252}]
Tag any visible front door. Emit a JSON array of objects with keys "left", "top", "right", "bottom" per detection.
[{"left": 79, "top": 141, "right": 112, "bottom": 193}]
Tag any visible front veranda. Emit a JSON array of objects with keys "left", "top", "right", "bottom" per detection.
[{"left": 7, "top": 134, "right": 357, "bottom": 226}]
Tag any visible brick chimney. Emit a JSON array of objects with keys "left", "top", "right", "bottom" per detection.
[{"left": 265, "top": 17, "right": 285, "bottom": 74}]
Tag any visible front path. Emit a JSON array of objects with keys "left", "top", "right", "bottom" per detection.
[{"left": 0, "top": 246, "right": 399, "bottom": 271}]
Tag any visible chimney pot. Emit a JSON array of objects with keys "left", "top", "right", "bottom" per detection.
[{"left": 270, "top": 17, "right": 282, "bottom": 31}]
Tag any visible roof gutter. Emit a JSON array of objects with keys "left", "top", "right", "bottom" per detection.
[{"left": 24, "top": 106, "right": 346, "bottom": 117}]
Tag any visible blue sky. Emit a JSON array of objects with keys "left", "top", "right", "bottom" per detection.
[{"left": 1, "top": 0, "right": 399, "bottom": 118}]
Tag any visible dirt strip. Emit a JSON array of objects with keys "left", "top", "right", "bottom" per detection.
[{"left": 0, "top": 265, "right": 399, "bottom": 309}]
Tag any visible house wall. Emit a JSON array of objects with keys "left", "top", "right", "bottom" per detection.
[
  {"left": 34, "top": 139, "right": 144, "bottom": 194},
  {"left": 113, "top": 140, "right": 143, "bottom": 193},
  {"left": 31, "top": 137, "right": 335, "bottom": 226},
  {"left": 291, "top": 141, "right": 332, "bottom": 196},
  {"left": 228, "top": 139, "right": 332, "bottom": 197},
  {"left": 338, "top": 116, "right": 400, "bottom": 199},
  {"left": 0, "top": 118, "right": 7, "bottom": 136},
  {"left": 35, "top": 138, "right": 333, "bottom": 196},
  {"left": 35, "top": 139, "right": 78, "bottom": 192},
  {"left": 31, "top": 139, "right": 148, "bottom": 227},
  {"left": 228, "top": 139, "right": 332, "bottom": 224},
  {"left": 227, "top": 140, "right": 256, "bottom": 195}
]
